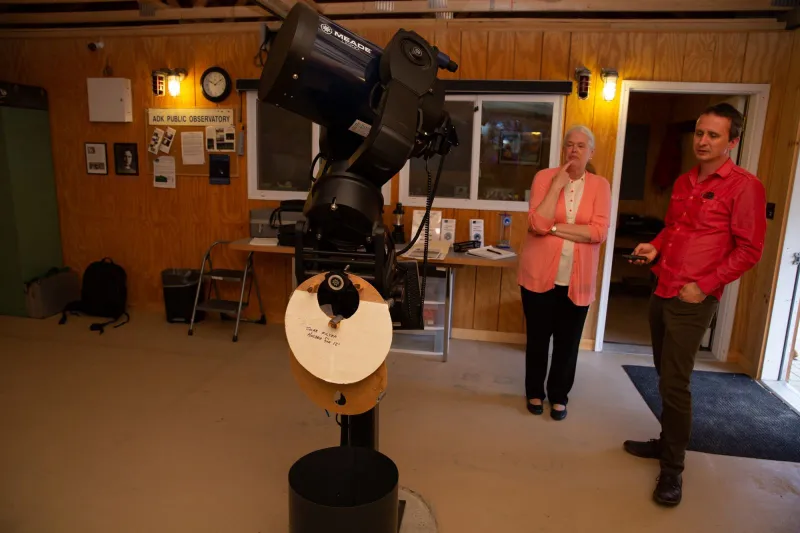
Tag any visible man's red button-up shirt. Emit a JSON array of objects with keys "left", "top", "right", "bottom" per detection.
[{"left": 650, "top": 158, "right": 767, "bottom": 301}]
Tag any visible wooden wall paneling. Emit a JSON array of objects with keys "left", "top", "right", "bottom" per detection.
[
  {"left": 459, "top": 31, "right": 489, "bottom": 79},
  {"left": 453, "top": 266, "right": 477, "bottom": 329},
  {"left": 451, "top": 207, "right": 480, "bottom": 329},
  {"left": 486, "top": 31, "right": 515, "bottom": 80},
  {"left": 623, "top": 33, "right": 656, "bottom": 81},
  {"left": 6, "top": 25, "right": 795, "bottom": 348},
  {"left": 734, "top": 33, "right": 800, "bottom": 376},
  {"left": 590, "top": 33, "right": 629, "bottom": 182},
  {"left": 581, "top": 32, "right": 629, "bottom": 341},
  {"left": 730, "top": 31, "right": 790, "bottom": 366},
  {"left": 497, "top": 37, "right": 544, "bottom": 335},
  {"left": 454, "top": 208, "right": 480, "bottom": 243},
  {"left": 742, "top": 32, "right": 782, "bottom": 84},
  {"left": 415, "top": 29, "right": 436, "bottom": 48},
  {"left": 435, "top": 29, "right": 462, "bottom": 80},
  {"left": 513, "top": 32, "right": 543, "bottom": 80},
  {"left": 681, "top": 34, "right": 717, "bottom": 82},
  {"left": 540, "top": 32, "right": 571, "bottom": 80},
  {"left": 142, "top": 37, "right": 195, "bottom": 230},
  {"left": 711, "top": 33, "right": 747, "bottom": 83},
  {"left": 565, "top": 33, "right": 602, "bottom": 131},
  {"left": 476, "top": 208, "right": 508, "bottom": 332},
  {"left": 653, "top": 33, "right": 687, "bottom": 81},
  {"left": 0, "top": 40, "right": 25, "bottom": 82},
  {"left": 473, "top": 264, "right": 503, "bottom": 331}
]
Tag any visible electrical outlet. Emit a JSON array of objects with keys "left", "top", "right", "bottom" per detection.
[{"left": 767, "top": 202, "right": 775, "bottom": 220}]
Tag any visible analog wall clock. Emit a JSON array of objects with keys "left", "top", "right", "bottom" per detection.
[{"left": 200, "top": 66, "right": 232, "bottom": 103}]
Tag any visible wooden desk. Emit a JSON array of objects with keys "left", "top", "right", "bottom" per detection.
[
  {"left": 230, "top": 238, "right": 518, "bottom": 361},
  {"left": 229, "top": 239, "right": 518, "bottom": 269}
]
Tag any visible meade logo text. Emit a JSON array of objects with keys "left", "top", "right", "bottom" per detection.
[{"left": 336, "top": 31, "right": 371, "bottom": 54}]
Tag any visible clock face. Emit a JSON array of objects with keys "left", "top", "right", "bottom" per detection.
[{"left": 203, "top": 71, "right": 227, "bottom": 98}]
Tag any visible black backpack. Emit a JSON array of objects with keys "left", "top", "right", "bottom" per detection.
[{"left": 59, "top": 258, "right": 130, "bottom": 334}]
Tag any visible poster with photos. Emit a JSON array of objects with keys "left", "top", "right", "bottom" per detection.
[
  {"left": 159, "top": 126, "right": 176, "bottom": 154},
  {"left": 205, "top": 125, "right": 236, "bottom": 152},
  {"left": 148, "top": 128, "right": 165, "bottom": 155},
  {"left": 85, "top": 142, "right": 108, "bottom": 175}
]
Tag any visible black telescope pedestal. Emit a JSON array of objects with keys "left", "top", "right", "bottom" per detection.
[{"left": 288, "top": 445, "right": 401, "bottom": 533}]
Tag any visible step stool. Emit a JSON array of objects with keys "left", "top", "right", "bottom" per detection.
[{"left": 188, "top": 240, "right": 266, "bottom": 342}]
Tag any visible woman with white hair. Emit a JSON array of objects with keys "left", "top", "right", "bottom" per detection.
[{"left": 517, "top": 125, "right": 611, "bottom": 420}]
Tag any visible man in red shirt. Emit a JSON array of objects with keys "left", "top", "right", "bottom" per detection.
[{"left": 623, "top": 103, "right": 767, "bottom": 507}]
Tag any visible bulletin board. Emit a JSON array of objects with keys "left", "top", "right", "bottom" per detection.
[{"left": 143, "top": 108, "right": 241, "bottom": 179}]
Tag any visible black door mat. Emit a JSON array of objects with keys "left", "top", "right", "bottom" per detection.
[{"left": 623, "top": 364, "right": 800, "bottom": 463}]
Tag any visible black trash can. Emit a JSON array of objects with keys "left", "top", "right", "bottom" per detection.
[
  {"left": 289, "top": 446, "right": 399, "bottom": 533},
  {"left": 161, "top": 269, "right": 205, "bottom": 323}
]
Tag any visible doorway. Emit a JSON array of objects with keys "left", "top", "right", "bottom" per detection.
[
  {"left": 604, "top": 92, "right": 744, "bottom": 349},
  {"left": 595, "top": 81, "right": 771, "bottom": 360}
]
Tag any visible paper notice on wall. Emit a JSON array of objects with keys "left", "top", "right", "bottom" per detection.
[
  {"left": 441, "top": 219, "right": 456, "bottom": 244},
  {"left": 159, "top": 126, "right": 176, "bottom": 154},
  {"left": 206, "top": 125, "right": 236, "bottom": 152},
  {"left": 153, "top": 156, "right": 176, "bottom": 189},
  {"left": 412, "top": 210, "right": 442, "bottom": 241},
  {"left": 148, "top": 128, "right": 165, "bottom": 154},
  {"left": 181, "top": 132, "right": 205, "bottom": 165}
]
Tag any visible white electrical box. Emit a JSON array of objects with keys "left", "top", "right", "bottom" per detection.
[{"left": 87, "top": 78, "right": 132, "bottom": 123}]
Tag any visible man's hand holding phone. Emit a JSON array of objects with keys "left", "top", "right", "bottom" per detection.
[{"left": 627, "top": 243, "right": 658, "bottom": 265}]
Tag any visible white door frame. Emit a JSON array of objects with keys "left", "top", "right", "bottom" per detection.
[
  {"left": 594, "top": 81, "right": 771, "bottom": 362},
  {"left": 762, "top": 144, "right": 800, "bottom": 380}
]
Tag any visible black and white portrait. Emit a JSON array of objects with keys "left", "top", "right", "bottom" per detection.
[{"left": 114, "top": 143, "right": 139, "bottom": 176}]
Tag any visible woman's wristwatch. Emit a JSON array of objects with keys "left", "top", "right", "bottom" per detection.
[{"left": 550, "top": 224, "right": 558, "bottom": 234}]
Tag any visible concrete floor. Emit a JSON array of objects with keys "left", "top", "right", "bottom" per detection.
[{"left": 1, "top": 313, "right": 799, "bottom": 533}]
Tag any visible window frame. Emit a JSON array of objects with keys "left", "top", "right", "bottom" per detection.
[
  {"left": 246, "top": 91, "right": 391, "bottom": 204},
  {"left": 399, "top": 93, "right": 565, "bottom": 213}
]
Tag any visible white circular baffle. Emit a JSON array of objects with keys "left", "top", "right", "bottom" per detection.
[{"left": 285, "top": 272, "right": 393, "bottom": 415}]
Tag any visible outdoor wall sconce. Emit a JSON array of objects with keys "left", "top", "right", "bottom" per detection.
[
  {"left": 151, "top": 68, "right": 187, "bottom": 97},
  {"left": 601, "top": 68, "right": 619, "bottom": 102},
  {"left": 575, "top": 66, "right": 591, "bottom": 100}
]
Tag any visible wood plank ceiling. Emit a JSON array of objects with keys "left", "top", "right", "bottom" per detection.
[{"left": 0, "top": 0, "right": 797, "bottom": 30}]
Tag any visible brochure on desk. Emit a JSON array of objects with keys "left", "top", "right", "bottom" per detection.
[
  {"left": 402, "top": 240, "right": 451, "bottom": 260},
  {"left": 465, "top": 246, "right": 517, "bottom": 260}
]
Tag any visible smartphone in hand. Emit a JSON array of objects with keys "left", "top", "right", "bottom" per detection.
[{"left": 622, "top": 254, "right": 649, "bottom": 262}]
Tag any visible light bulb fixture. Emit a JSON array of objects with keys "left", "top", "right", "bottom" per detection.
[
  {"left": 601, "top": 68, "right": 618, "bottom": 102},
  {"left": 575, "top": 66, "right": 591, "bottom": 100},
  {"left": 151, "top": 68, "right": 187, "bottom": 97}
]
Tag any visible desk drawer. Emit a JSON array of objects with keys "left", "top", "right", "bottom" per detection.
[{"left": 391, "top": 329, "right": 444, "bottom": 357}]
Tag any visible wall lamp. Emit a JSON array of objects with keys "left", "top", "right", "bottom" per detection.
[
  {"left": 574, "top": 66, "right": 591, "bottom": 100},
  {"left": 601, "top": 68, "right": 619, "bottom": 102},
  {"left": 152, "top": 68, "right": 187, "bottom": 97}
]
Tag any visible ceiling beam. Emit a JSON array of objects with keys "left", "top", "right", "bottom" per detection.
[
  {"left": 320, "top": 0, "right": 788, "bottom": 16},
  {"left": 250, "top": 0, "right": 320, "bottom": 19},
  {"left": 1, "top": 5, "right": 270, "bottom": 24},
  {"left": 0, "top": 0, "right": 122, "bottom": 3},
  {"left": 0, "top": 16, "right": 787, "bottom": 39}
]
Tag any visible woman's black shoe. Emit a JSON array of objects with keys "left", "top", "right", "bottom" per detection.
[
  {"left": 550, "top": 405, "right": 567, "bottom": 420},
  {"left": 527, "top": 400, "right": 544, "bottom": 415}
]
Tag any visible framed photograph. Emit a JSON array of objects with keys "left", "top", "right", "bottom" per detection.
[
  {"left": 85, "top": 142, "right": 108, "bottom": 175},
  {"left": 114, "top": 143, "right": 139, "bottom": 176}
]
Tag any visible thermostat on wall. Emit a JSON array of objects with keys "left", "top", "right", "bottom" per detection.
[{"left": 87, "top": 78, "right": 132, "bottom": 123}]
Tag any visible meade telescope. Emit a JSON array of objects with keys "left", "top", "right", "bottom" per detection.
[
  {"left": 257, "top": 4, "right": 458, "bottom": 532},
  {"left": 259, "top": 4, "right": 457, "bottom": 448}
]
